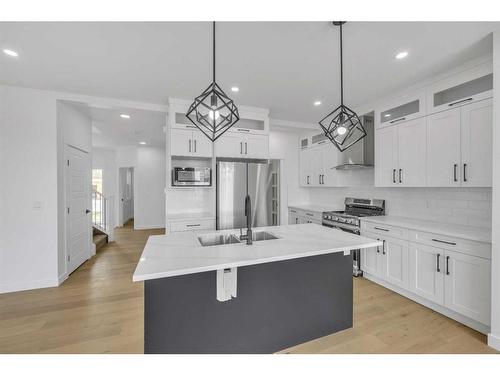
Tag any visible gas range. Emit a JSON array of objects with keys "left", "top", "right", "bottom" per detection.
[
  {"left": 322, "top": 198, "right": 385, "bottom": 233},
  {"left": 322, "top": 198, "right": 385, "bottom": 277}
]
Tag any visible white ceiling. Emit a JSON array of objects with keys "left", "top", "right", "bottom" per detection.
[
  {"left": 1, "top": 22, "right": 499, "bottom": 123},
  {"left": 65, "top": 101, "right": 166, "bottom": 148}
]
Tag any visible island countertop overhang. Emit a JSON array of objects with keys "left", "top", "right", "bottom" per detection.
[{"left": 132, "top": 223, "right": 382, "bottom": 282}]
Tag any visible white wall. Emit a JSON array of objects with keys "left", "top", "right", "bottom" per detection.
[
  {"left": 92, "top": 147, "right": 117, "bottom": 199},
  {"left": 0, "top": 86, "right": 59, "bottom": 293},
  {"left": 488, "top": 30, "right": 500, "bottom": 351},
  {"left": 134, "top": 147, "right": 166, "bottom": 229}
]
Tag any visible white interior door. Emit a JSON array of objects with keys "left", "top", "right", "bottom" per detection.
[
  {"left": 426, "top": 108, "right": 461, "bottom": 187},
  {"left": 65, "top": 145, "right": 91, "bottom": 275},
  {"left": 460, "top": 99, "right": 493, "bottom": 187}
]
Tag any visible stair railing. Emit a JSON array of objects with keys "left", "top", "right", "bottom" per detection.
[{"left": 92, "top": 189, "right": 107, "bottom": 231}]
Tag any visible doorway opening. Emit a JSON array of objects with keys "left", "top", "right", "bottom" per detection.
[{"left": 119, "top": 167, "right": 135, "bottom": 227}]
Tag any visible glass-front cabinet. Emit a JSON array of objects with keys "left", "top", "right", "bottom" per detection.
[
  {"left": 426, "top": 60, "right": 493, "bottom": 114},
  {"left": 375, "top": 90, "right": 426, "bottom": 129}
]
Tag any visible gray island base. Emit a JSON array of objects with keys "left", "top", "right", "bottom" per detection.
[{"left": 144, "top": 251, "right": 352, "bottom": 354}]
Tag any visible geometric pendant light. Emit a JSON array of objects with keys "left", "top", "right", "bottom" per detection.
[
  {"left": 186, "top": 21, "right": 240, "bottom": 142},
  {"left": 318, "top": 21, "right": 366, "bottom": 152}
]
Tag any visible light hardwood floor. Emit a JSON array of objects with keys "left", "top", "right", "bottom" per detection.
[{"left": 0, "top": 223, "right": 497, "bottom": 354}]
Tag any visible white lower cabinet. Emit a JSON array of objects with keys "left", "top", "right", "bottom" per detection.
[
  {"left": 288, "top": 207, "right": 322, "bottom": 225},
  {"left": 362, "top": 226, "right": 491, "bottom": 330},
  {"left": 444, "top": 250, "right": 491, "bottom": 325},
  {"left": 409, "top": 243, "right": 445, "bottom": 305},
  {"left": 361, "top": 232, "right": 409, "bottom": 289}
]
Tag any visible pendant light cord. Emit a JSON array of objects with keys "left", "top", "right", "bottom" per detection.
[
  {"left": 213, "top": 21, "right": 216, "bottom": 83},
  {"left": 339, "top": 22, "right": 343, "bottom": 105}
]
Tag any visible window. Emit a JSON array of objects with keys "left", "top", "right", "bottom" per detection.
[{"left": 92, "top": 169, "right": 103, "bottom": 194}]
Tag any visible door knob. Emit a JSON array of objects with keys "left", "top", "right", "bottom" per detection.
[{"left": 85, "top": 209, "right": 91, "bottom": 214}]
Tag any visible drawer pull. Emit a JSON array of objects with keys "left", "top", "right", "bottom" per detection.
[
  {"left": 374, "top": 227, "right": 390, "bottom": 232},
  {"left": 431, "top": 238, "right": 456, "bottom": 246},
  {"left": 390, "top": 117, "right": 406, "bottom": 124},
  {"left": 186, "top": 224, "right": 201, "bottom": 227},
  {"left": 306, "top": 213, "right": 314, "bottom": 217},
  {"left": 290, "top": 209, "right": 297, "bottom": 213},
  {"left": 382, "top": 239, "right": 386, "bottom": 255},
  {"left": 237, "top": 128, "right": 250, "bottom": 132},
  {"left": 448, "top": 97, "right": 473, "bottom": 107},
  {"left": 436, "top": 253, "right": 441, "bottom": 273}
]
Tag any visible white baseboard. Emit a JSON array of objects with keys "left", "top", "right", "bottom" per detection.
[
  {"left": 363, "top": 272, "right": 490, "bottom": 335},
  {"left": 0, "top": 277, "right": 59, "bottom": 294},
  {"left": 488, "top": 333, "right": 500, "bottom": 351},
  {"left": 58, "top": 273, "right": 68, "bottom": 285}
]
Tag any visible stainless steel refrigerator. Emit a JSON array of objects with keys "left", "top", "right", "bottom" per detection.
[{"left": 217, "top": 160, "right": 277, "bottom": 230}]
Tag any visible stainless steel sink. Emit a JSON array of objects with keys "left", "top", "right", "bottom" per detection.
[
  {"left": 252, "top": 231, "right": 279, "bottom": 242},
  {"left": 198, "top": 234, "right": 241, "bottom": 247}
]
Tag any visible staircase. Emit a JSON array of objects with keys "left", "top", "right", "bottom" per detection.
[
  {"left": 93, "top": 226, "right": 108, "bottom": 251},
  {"left": 92, "top": 189, "right": 114, "bottom": 251}
]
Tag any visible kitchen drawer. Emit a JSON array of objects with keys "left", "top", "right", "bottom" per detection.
[
  {"left": 361, "top": 221, "right": 408, "bottom": 240},
  {"left": 302, "top": 210, "right": 322, "bottom": 221},
  {"left": 170, "top": 219, "right": 215, "bottom": 233},
  {"left": 409, "top": 229, "right": 491, "bottom": 259}
]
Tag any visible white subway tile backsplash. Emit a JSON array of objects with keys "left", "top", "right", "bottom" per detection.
[{"left": 306, "top": 187, "right": 492, "bottom": 228}]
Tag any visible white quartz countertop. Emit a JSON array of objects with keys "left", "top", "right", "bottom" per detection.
[
  {"left": 360, "top": 215, "right": 491, "bottom": 243},
  {"left": 133, "top": 223, "right": 382, "bottom": 281},
  {"left": 288, "top": 203, "right": 344, "bottom": 213}
]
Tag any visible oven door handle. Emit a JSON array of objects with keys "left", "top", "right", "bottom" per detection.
[{"left": 323, "top": 222, "right": 360, "bottom": 234}]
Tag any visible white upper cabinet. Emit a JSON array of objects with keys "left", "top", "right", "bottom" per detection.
[
  {"left": 245, "top": 134, "right": 269, "bottom": 159},
  {"left": 426, "top": 61, "right": 493, "bottom": 114},
  {"left": 171, "top": 128, "right": 213, "bottom": 158},
  {"left": 298, "top": 134, "right": 339, "bottom": 187},
  {"left": 397, "top": 118, "right": 427, "bottom": 187},
  {"left": 376, "top": 90, "right": 426, "bottom": 129},
  {"left": 215, "top": 133, "right": 269, "bottom": 159},
  {"left": 426, "top": 108, "right": 462, "bottom": 187},
  {"left": 375, "top": 125, "right": 398, "bottom": 187},
  {"left": 460, "top": 99, "right": 493, "bottom": 187},
  {"left": 229, "top": 117, "right": 268, "bottom": 135}
]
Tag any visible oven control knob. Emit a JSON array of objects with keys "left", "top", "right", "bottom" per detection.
[{"left": 339, "top": 218, "right": 346, "bottom": 223}]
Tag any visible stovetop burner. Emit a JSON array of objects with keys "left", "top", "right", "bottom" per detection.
[{"left": 322, "top": 198, "right": 385, "bottom": 227}]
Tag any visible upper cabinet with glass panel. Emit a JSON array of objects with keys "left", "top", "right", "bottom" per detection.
[
  {"left": 426, "top": 61, "right": 493, "bottom": 114},
  {"left": 376, "top": 90, "right": 426, "bottom": 129},
  {"left": 229, "top": 117, "right": 267, "bottom": 134}
]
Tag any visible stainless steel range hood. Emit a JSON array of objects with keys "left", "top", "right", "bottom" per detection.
[{"left": 334, "top": 112, "right": 374, "bottom": 170}]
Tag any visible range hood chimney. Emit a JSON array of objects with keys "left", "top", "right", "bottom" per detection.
[{"left": 334, "top": 111, "right": 374, "bottom": 170}]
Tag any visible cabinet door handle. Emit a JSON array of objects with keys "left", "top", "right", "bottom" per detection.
[
  {"left": 446, "top": 256, "right": 450, "bottom": 275},
  {"left": 189, "top": 139, "right": 192, "bottom": 153},
  {"left": 453, "top": 164, "right": 458, "bottom": 182},
  {"left": 448, "top": 97, "right": 473, "bottom": 107},
  {"left": 307, "top": 176, "right": 309, "bottom": 185},
  {"left": 306, "top": 213, "right": 314, "bottom": 217},
  {"left": 240, "top": 142, "right": 243, "bottom": 154},
  {"left": 186, "top": 224, "right": 201, "bottom": 227},
  {"left": 185, "top": 125, "right": 197, "bottom": 129},
  {"left": 237, "top": 128, "right": 250, "bottom": 132},
  {"left": 463, "top": 163, "right": 467, "bottom": 182},
  {"left": 390, "top": 117, "right": 406, "bottom": 124},
  {"left": 382, "top": 239, "right": 386, "bottom": 255},
  {"left": 245, "top": 142, "right": 248, "bottom": 155},
  {"left": 399, "top": 169, "right": 402, "bottom": 183},
  {"left": 431, "top": 238, "right": 456, "bottom": 246},
  {"left": 319, "top": 175, "right": 322, "bottom": 184},
  {"left": 376, "top": 238, "right": 380, "bottom": 253},
  {"left": 374, "top": 227, "right": 389, "bottom": 232},
  {"left": 393, "top": 169, "right": 396, "bottom": 183},
  {"left": 194, "top": 140, "right": 197, "bottom": 153},
  {"left": 436, "top": 253, "right": 441, "bottom": 272},
  {"left": 321, "top": 175, "right": 324, "bottom": 184}
]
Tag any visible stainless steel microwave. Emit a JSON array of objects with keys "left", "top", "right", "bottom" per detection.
[{"left": 172, "top": 167, "right": 211, "bottom": 186}]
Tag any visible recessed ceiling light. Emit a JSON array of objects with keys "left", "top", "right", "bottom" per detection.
[
  {"left": 314, "top": 101, "right": 322, "bottom": 106},
  {"left": 395, "top": 51, "right": 409, "bottom": 60},
  {"left": 231, "top": 87, "right": 239, "bottom": 92},
  {"left": 120, "top": 114, "right": 130, "bottom": 119},
  {"left": 139, "top": 141, "right": 146, "bottom": 145},
  {"left": 3, "top": 49, "right": 18, "bottom": 57}
]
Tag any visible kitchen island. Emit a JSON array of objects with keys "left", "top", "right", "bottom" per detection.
[{"left": 133, "top": 223, "right": 381, "bottom": 353}]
